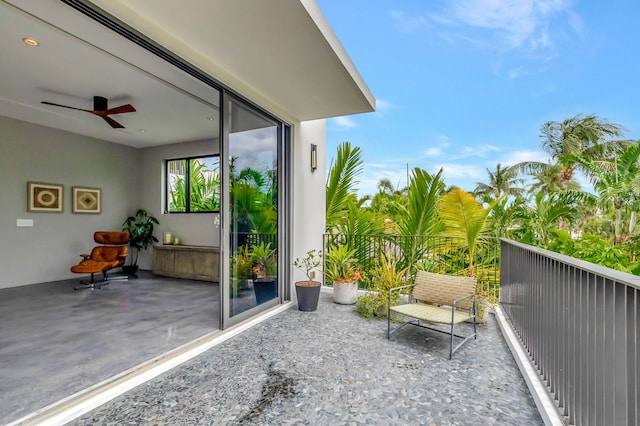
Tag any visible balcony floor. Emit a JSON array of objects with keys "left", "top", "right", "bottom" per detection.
[{"left": 72, "top": 292, "right": 543, "bottom": 425}]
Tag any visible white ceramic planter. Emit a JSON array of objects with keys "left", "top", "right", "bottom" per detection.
[{"left": 333, "top": 281, "right": 358, "bottom": 305}]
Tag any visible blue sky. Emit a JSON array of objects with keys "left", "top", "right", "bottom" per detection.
[{"left": 317, "top": 0, "right": 640, "bottom": 197}]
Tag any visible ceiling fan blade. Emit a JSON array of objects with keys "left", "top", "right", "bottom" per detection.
[
  {"left": 106, "top": 104, "right": 136, "bottom": 115},
  {"left": 41, "top": 101, "right": 92, "bottom": 113},
  {"left": 42, "top": 97, "right": 133, "bottom": 129},
  {"left": 101, "top": 115, "right": 125, "bottom": 129}
]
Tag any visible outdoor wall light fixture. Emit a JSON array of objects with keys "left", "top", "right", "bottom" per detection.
[{"left": 311, "top": 143, "right": 318, "bottom": 172}]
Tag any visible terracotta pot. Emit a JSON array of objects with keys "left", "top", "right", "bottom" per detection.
[{"left": 333, "top": 281, "right": 358, "bottom": 305}]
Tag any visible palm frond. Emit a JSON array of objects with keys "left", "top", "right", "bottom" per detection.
[{"left": 326, "top": 142, "right": 363, "bottom": 232}]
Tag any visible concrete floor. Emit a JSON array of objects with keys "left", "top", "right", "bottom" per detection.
[
  {"left": 72, "top": 292, "right": 543, "bottom": 425},
  {"left": 0, "top": 272, "right": 233, "bottom": 425}
]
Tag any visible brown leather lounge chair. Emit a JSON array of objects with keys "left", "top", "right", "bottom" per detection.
[{"left": 70, "top": 231, "right": 129, "bottom": 290}]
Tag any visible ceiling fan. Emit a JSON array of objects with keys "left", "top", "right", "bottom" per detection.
[{"left": 41, "top": 96, "right": 136, "bottom": 129}]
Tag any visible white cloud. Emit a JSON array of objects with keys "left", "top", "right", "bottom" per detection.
[
  {"left": 443, "top": 0, "right": 575, "bottom": 49},
  {"left": 451, "top": 144, "right": 502, "bottom": 159},
  {"left": 390, "top": 10, "right": 430, "bottom": 33},
  {"left": 433, "top": 163, "right": 486, "bottom": 179},
  {"left": 500, "top": 150, "right": 549, "bottom": 166},
  {"left": 358, "top": 163, "right": 410, "bottom": 197},
  {"left": 329, "top": 116, "right": 358, "bottom": 131},
  {"left": 424, "top": 147, "right": 443, "bottom": 157},
  {"left": 421, "top": 134, "right": 452, "bottom": 157},
  {"left": 508, "top": 67, "right": 527, "bottom": 80},
  {"left": 374, "top": 98, "right": 395, "bottom": 117},
  {"left": 567, "top": 11, "right": 585, "bottom": 38}
]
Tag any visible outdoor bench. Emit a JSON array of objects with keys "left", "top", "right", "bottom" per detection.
[{"left": 387, "top": 270, "right": 477, "bottom": 359}]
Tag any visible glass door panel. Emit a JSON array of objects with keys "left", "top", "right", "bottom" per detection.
[{"left": 222, "top": 96, "right": 280, "bottom": 326}]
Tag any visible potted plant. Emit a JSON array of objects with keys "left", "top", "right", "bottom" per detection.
[
  {"left": 250, "top": 242, "right": 278, "bottom": 305},
  {"left": 121, "top": 209, "right": 159, "bottom": 276},
  {"left": 250, "top": 242, "right": 277, "bottom": 278},
  {"left": 293, "top": 249, "right": 322, "bottom": 311},
  {"left": 325, "top": 245, "right": 361, "bottom": 305},
  {"left": 231, "top": 245, "right": 253, "bottom": 294}
]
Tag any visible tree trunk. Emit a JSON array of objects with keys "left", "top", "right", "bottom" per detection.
[
  {"left": 614, "top": 208, "right": 623, "bottom": 244},
  {"left": 629, "top": 210, "right": 637, "bottom": 236}
]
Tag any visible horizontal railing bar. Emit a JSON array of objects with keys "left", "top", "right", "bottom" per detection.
[{"left": 501, "top": 238, "right": 640, "bottom": 290}]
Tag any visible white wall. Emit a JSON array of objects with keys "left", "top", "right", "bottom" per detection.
[
  {"left": 0, "top": 116, "right": 140, "bottom": 288},
  {"left": 291, "top": 119, "right": 327, "bottom": 286},
  {"left": 137, "top": 139, "right": 220, "bottom": 269},
  {"left": 0, "top": 116, "right": 326, "bottom": 291}
]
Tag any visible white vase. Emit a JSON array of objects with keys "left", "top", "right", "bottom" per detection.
[{"left": 333, "top": 281, "right": 358, "bottom": 305}]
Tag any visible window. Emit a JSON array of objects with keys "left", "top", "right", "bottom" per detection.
[{"left": 166, "top": 155, "right": 220, "bottom": 213}]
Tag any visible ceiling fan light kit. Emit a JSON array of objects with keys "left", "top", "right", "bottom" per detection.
[{"left": 41, "top": 95, "right": 135, "bottom": 129}]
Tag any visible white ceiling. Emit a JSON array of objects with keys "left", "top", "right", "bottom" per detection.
[
  {"left": 0, "top": 0, "right": 220, "bottom": 148},
  {"left": 0, "top": 0, "right": 375, "bottom": 149}
]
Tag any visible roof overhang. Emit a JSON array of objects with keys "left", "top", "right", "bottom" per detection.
[{"left": 87, "top": 0, "right": 376, "bottom": 122}]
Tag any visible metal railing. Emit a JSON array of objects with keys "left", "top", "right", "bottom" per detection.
[
  {"left": 323, "top": 234, "right": 500, "bottom": 298},
  {"left": 501, "top": 239, "right": 639, "bottom": 426}
]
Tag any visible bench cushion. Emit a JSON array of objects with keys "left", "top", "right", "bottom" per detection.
[{"left": 391, "top": 302, "right": 473, "bottom": 324}]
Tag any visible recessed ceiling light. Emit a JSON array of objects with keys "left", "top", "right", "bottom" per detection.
[
  {"left": 207, "top": 116, "right": 215, "bottom": 121},
  {"left": 22, "top": 37, "right": 39, "bottom": 47},
  {"left": 139, "top": 129, "right": 147, "bottom": 133}
]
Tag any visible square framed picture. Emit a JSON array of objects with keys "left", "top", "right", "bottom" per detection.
[
  {"left": 27, "top": 182, "right": 63, "bottom": 212},
  {"left": 72, "top": 186, "right": 101, "bottom": 214}
]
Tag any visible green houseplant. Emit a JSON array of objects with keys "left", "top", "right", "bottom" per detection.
[
  {"left": 325, "top": 245, "right": 361, "bottom": 305},
  {"left": 122, "top": 209, "right": 159, "bottom": 275},
  {"left": 293, "top": 249, "right": 322, "bottom": 311},
  {"left": 250, "top": 242, "right": 277, "bottom": 278}
]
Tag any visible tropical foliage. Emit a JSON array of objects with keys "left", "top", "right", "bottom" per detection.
[
  {"left": 169, "top": 157, "right": 220, "bottom": 212},
  {"left": 324, "top": 113, "right": 640, "bottom": 309},
  {"left": 438, "top": 188, "right": 497, "bottom": 276},
  {"left": 355, "top": 252, "right": 408, "bottom": 319}
]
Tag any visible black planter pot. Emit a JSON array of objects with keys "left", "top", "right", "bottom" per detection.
[
  {"left": 254, "top": 278, "right": 277, "bottom": 305},
  {"left": 295, "top": 281, "right": 321, "bottom": 311},
  {"left": 121, "top": 265, "right": 139, "bottom": 278}
]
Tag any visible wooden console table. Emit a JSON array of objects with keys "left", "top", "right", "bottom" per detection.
[{"left": 153, "top": 245, "right": 220, "bottom": 282}]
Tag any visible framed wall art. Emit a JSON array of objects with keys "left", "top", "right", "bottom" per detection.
[
  {"left": 72, "top": 186, "right": 101, "bottom": 214},
  {"left": 27, "top": 181, "right": 63, "bottom": 212}
]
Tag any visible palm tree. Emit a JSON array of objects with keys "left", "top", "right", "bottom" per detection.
[
  {"left": 516, "top": 192, "right": 579, "bottom": 247},
  {"left": 326, "top": 142, "right": 363, "bottom": 233},
  {"left": 438, "top": 188, "right": 497, "bottom": 276},
  {"left": 489, "top": 196, "right": 526, "bottom": 238},
  {"left": 570, "top": 141, "right": 640, "bottom": 244},
  {"left": 527, "top": 163, "right": 580, "bottom": 196},
  {"left": 369, "top": 178, "right": 407, "bottom": 228},
  {"left": 396, "top": 168, "right": 446, "bottom": 271},
  {"left": 517, "top": 114, "right": 628, "bottom": 190},
  {"left": 474, "top": 163, "right": 524, "bottom": 200},
  {"left": 377, "top": 178, "right": 395, "bottom": 195}
]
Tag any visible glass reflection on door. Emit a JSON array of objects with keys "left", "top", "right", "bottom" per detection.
[{"left": 227, "top": 99, "right": 279, "bottom": 317}]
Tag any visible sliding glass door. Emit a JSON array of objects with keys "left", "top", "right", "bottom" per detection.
[{"left": 221, "top": 94, "right": 285, "bottom": 327}]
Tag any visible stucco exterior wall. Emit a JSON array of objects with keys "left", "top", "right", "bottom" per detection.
[{"left": 291, "top": 119, "right": 327, "bottom": 287}]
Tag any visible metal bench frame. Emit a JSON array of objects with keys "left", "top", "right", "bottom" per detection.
[{"left": 387, "top": 271, "right": 477, "bottom": 359}]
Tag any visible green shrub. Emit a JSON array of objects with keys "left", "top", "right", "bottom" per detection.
[{"left": 356, "top": 253, "right": 408, "bottom": 319}]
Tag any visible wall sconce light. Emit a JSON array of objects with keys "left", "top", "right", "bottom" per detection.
[{"left": 310, "top": 143, "right": 318, "bottom": 172}]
